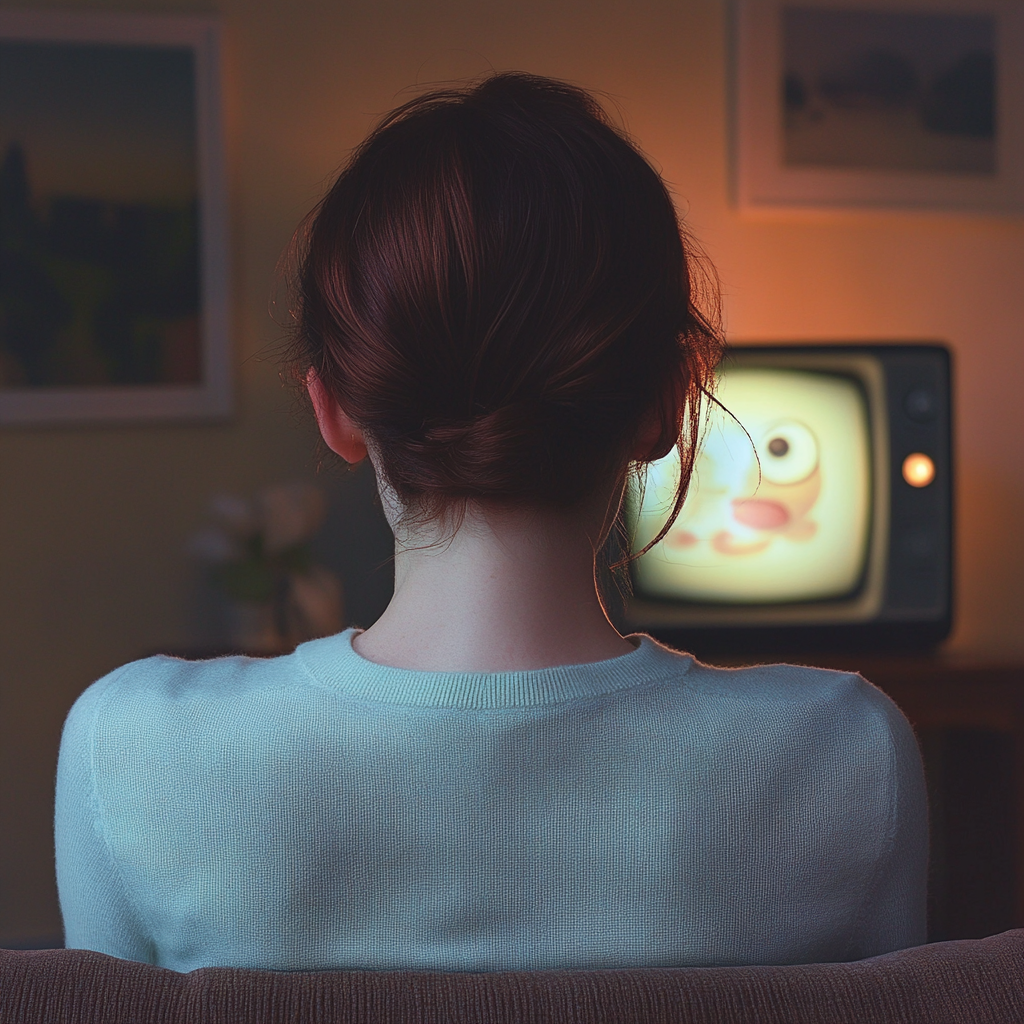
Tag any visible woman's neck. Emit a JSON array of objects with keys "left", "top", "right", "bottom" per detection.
[{"left": 351, "top": 502, "right": 633, "bottom": 672}]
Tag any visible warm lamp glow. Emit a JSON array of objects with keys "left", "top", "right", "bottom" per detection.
[{"left": 902, "top": 453, "right": 935, "bottom": 488}]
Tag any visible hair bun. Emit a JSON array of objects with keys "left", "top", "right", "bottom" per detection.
[
  {"left": 396, "top": 403, "right": 579, "bottom": 504},
  {"left": 295, "top": 72, "right": 722, "bottom": 527}
]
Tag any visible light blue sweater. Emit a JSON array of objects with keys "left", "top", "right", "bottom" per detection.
[{"left": 55, "top": 630, "right": 927, "bottom": 973}]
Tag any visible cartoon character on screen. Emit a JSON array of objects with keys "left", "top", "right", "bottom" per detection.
[{"left": 663, "top": 419, "right": 822, "bottom": 557}]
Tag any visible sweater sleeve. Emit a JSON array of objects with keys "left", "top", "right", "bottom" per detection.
[
  {"left": 847, "top": 683, "right": 930, "bottom": 959},
  {"left": 55, "top": 670, "right": 155, "bottom": 963}
]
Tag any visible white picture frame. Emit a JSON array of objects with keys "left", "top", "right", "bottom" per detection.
[
  {"left": 0, "top": 10, "right": 230, "bottom": 425},
  {"left": 733, "top": 0, "right": 1024, "bottom": 213}
]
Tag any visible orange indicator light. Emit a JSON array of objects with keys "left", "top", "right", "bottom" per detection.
[{"left": 902, "top": 453, "right": 935, "bottom": 488}]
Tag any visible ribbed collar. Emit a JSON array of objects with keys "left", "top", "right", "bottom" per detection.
[{"left": 295, "top": 628, "right": 691, "bottom": 709}]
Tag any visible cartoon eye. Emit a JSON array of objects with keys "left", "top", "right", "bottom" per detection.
[{"left": 757, "top": 421, "right": 819, "bottom": 485}]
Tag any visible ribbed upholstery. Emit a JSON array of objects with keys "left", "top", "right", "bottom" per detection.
[{"left": 2, "top": 931, "right": 1021, "bottom": 1024}]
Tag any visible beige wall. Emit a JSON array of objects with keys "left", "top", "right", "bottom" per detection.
[{"left": 2, "top": 0, "right": 1022, "bottom": 943}]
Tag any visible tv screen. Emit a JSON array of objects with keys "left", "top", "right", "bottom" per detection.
[{"left": 622, "top": 345, "right": 952, "bottom": 654}]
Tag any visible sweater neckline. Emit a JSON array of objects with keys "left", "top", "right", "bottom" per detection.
[{"left": 295, "top": 628, "right": 690, "bottom": 708}]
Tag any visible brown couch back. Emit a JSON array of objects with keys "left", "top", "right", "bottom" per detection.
[{"left": 1, "top": 931, "right": 1021, "bottom": 1024}]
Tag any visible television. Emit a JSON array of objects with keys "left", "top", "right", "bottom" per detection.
[{"left": 621, "top": 344, "right": 952, "bottom": 656}]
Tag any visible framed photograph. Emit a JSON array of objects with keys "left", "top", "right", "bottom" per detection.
[
  {"left": 734, "top": 0, "right": 1024, "bottom": 212},
  {"left": 0, "top": 10, "right": 229, "bottom": 425}
]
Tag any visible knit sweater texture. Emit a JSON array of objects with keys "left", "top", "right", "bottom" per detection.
[{"left": 55, "top": 629, "right": 928, "bottom": 973}]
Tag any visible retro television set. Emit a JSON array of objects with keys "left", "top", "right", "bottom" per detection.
[{"left": 621, "top": 344, "right": 952, "bottom": 655}]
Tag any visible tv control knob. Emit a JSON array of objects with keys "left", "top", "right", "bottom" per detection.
[{"left": 902, "top": 453, "right": 936, "bottom": 487}]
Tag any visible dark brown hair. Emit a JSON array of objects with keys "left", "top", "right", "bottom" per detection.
[{"left": 294, "top": 72, "right": 722, "bottom": 549}]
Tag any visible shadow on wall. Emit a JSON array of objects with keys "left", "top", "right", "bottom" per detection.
[{"left": 311, "top": 461, "right": 395, "bottom": 632}]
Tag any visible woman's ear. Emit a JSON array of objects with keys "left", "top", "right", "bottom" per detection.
[
  {"left": 632, "top": 407, "right": 674, "bottom": 463},
  {"left": 306, "top": 369, "right": 369, "bottom": 464}
]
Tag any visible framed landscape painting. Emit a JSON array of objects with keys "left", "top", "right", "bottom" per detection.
[
  {"left": 0, "top": 10, "right": 229, "bottom": 424},
  {"left": 733, "top": 0, "right": 1024, "bottom": 212}
]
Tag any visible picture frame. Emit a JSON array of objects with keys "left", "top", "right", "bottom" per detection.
[
  {"left": 0, "top": 10, "right": 229, "bottom": 425},
  {"left": 733, "top": 0, "right": 1024, "bottom": 213}
]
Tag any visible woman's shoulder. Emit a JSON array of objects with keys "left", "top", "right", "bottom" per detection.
[
  {"left": 635, "top": 636, "right": 911, "bottom": 742},
  {"left": 686, "top": 656, "right": 875, "bottom": 700},
  {"left": 674, "top": 650, "right": 916, "bottom": 758},
  {"left": 62, "top": 648, "right": 311, "bottom": 742}
]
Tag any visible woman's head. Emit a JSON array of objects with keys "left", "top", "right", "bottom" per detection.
[{"left": 295, "top": 72, "right": 722, "bottom": 543}]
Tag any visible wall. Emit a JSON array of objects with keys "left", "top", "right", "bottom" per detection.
[{"left": 1, "top": 0, "right": 1022, "bottom": 944}]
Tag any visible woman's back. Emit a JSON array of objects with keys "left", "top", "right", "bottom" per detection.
[
  {"left": 56, "top": 72, "right": 928, "bottom": 971},
  {"left": 56, "top": 631, "right": 926, "bottom": 972}
]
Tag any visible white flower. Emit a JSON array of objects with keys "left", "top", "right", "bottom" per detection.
[
  {"left": 186, "top": 527, "right": 240, "bottom": 564},
  {"left": 209, "top": 494, "right": 259, "bottom": 537}
]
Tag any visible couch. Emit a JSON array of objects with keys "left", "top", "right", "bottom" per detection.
[{"left": 1, "top": 930, "right": 1021, "bottom": 1024}]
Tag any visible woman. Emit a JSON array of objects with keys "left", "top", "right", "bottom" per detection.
[{"left": 56, "top": 72, "right": 927, "bottom": 972}]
